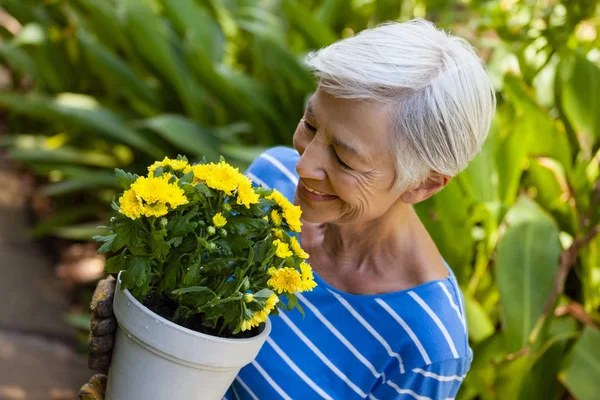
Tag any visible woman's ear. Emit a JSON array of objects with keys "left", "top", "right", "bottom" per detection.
[{"left": 400, "top": 173, "right": 452, "bottom": 204}]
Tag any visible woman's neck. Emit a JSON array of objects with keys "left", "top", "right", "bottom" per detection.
[
  {"left": 320, "top": 203, "right": 416, "bottom": 261},
  {"left": 301, "top": 203, "right": 448, "bottom": 295}
]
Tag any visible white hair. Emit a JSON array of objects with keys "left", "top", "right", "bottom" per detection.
[{"left": 305, "top": 19, "right": 496, "bottom": 191}]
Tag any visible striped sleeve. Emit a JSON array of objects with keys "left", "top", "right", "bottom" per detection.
[
  {"left": 369, "top": 358, "right": 470, "bottom": 400},
  {"left": 244, "top": 146, "right": 299, "bottom": 200}
]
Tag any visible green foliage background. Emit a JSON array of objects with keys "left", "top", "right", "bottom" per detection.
[{"left": 0, "top": 0, "right": 599, "bottom": 398}]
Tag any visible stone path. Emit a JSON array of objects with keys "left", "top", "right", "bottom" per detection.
[{"left": 0, "top": 157, "right": 93, "bottom": 400}]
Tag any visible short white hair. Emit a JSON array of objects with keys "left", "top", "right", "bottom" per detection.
[{"left": 305, "top": 19, "right": 496, "bottom": 191}]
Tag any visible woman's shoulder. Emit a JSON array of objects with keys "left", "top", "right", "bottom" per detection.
[{"left": 244, "top": 146, "right": 299, "bottom": 201}]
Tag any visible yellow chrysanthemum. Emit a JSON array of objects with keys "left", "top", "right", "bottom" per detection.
[
  {"left": 270, "top": 210, "right": 282, "bottom": 226},
  {"left": 265, "top": 189, "right": 302, "bottom": 232},
  {"left": 267, "top": 267, "right": 303, "bottom": 294},
  {"left": 265, "top": 293, "right": 279, "bottom": 310},
  {"left": 119, "top": 190, "right": 143, "bottom": 219},
  {"left": 239, "top": 318, "right": 258, "bottom": 332},
  {"left": 119, "top": 175, "right": 188, "bottom": 219},
  {"left": 253, "top": 293, "right": 279, "bottom": 322},
  {"left": 265, "top": 189, "right": 292, "bottom": 209},
  {"left": 299, "top": 262, "right": 317, "bottom": 292},
  {"left": 184, "top": 163, "right": 213, "bottom": 184},
  {"left": 283, "top": 204, "right": 303, "bottom": 232},
  {"left": 212, "top": 212, "right": 227, "bottom": 227},
  {"left": 148, "top": 157, "right": 189, "bottom": 175},
  {"left": 239, "top": 294, "right": 279, "bottom": 332},
  {"left": 273, "top": 239, "right": 293, "bottom": 259},
  {"left": 272, "top": 228, "right": 284, "bottom": 240},
  {"left": 236, "top": 180, "right": 260, "bottom": 208},
  {"left": 290, "top": 236, "right": 309, "bottom": 259},
  {"left": 204, "top": 161, "right": 242, "bottom": 195}
]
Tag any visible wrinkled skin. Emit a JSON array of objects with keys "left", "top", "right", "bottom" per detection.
[{"left": 78, "top": 276, "right": 116, "bottom": 399}]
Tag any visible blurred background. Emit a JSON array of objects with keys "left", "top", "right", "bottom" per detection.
[{"left": 0, "top": 0, "right": 599, "bottom": 399}]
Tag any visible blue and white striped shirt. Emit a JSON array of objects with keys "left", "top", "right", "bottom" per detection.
[{"left": 225, "top": 147, "right": 472, "bottom": 400}]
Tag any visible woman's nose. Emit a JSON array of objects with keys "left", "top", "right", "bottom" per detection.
[{"left": 296, "top": 140, "right": 327, "bottom": 181}]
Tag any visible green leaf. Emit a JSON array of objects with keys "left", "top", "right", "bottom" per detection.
[
  {"left": 0, "top": 92, "right": 164, "bottom": 158},
  {"left": 281, "top": 0, "right": 337, "bottom": 48},
  {"left": 172, "top": 286, "right": 216, "bottom": 296},
  {"left": 253, "top": 288, "right": 275, "bottom": 299},
  {"left": 76, "top": 29, "right": 160, "bottom": 109},
  {"left": 63, "top": 312, "right": 91, "bottom": 331},
  {"left": 115, "top": 169, "right": 139, "bottom": 190},
  {"left": 139, "top": 115, "right": 220, "bottom": 161},
  {"left": 105, "top": 253, "right": 126, "bottom": 274},
  {"left": 461, "top": 119, "right": 499, "bottom": 203},
  {"left": 150, "top": 228, "right": 170, "bottom": 260},
  {"left": 121, "top": 257, "right": 153, "bottom": 298},
  {"left": 285, "top": 293, "right": 304, "bottom": 317},
  {"left": 52, "top": 223, "right": 109, "bottom": 240},
  {"left": 120, "top": 0, "right": 206, "bottom": 121},
  {"left": 519, "top": 316, "right": 578, "bottom": 400},
  {"left": 28, "top": 206, "right": 98, "bottom": 238},
  {"left": 112, "top": 219, "right": 146, "bottom": 252},
  {"left": 162, "top": 0, "right": 224, "bottom": 63},
  {"left": 40, "top": 173, "right": 118, "bottom": 197},
  {"left": 416, "top": 180, "right": 473, "bottom": 282},
  {"left": 95, "top": 234, "right": 116, "bottom": 254},
  {"left": 168, "top": 207, "right": 199, "bottom": 238},
  {"left": 464, "top": 295, "right": 494, "bottom": 344},
  {"left": 8, "top": 146, "right": 120, "bottom": 168},
  {"left": 0, "top": 42, "right": 41, "bottom": 81},
  {"left": 559, "top": 326, "right": 600, "bottom": 400},
  {"left": 496, "top": 198, "right": 562, "bottom": 352},
  {"left": 558, "top": 51, "right": 600, "bottom": 153},
  {"left": 527, "top": 157, "right": 578, "bottom": 232}
]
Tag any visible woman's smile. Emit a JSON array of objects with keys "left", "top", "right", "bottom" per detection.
[{"left": 298, "top": 180, "right": 339, "bottom": 202}]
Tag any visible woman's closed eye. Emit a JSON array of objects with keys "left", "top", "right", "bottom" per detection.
[
  {"left": 302, "top": 119, "right": 316, "bottom": 132},
  {"left": 334, "top": 151, "right": 352, "bottom": 170}
]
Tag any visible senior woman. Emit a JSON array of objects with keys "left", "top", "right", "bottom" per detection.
[{"left": 80, "top": 19, "right": 495, "bottom": 400}]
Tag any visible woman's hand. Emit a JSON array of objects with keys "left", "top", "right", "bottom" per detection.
[{"left": 78, "top": 276, "right": 117, "bottom": 399}]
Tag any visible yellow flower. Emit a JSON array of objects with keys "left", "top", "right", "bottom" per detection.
[
  {"left": 184, "top": 164, "right": 213, "bottom": 184},
  {"left": 290, "top": 236, "right": 309, "bottom": 259},
  {"left": 266, "top": 189, "right": 291, "bottom": 209},
  {"left": 119, "top": 190, "right": 142, "bottom": 219},
  {"left": 212, "top": 212, "right": 227, "bottom": 227},
  {"left": 263, "top": 216, "right": 269, "bottom": 221},
  {"left": 239, "top": 318, "right": 258, "bottom": 332},
  {"left": 267, "top": 267, "right": 303, "bottom": 294},
  {"left": 243, "top": 293, "right": 254, "bottom": 303},
  {"left": 272, "top": 228, "right": 284, "bottom": 240},
  {"left": 270, "top": 210, "right": 282, "bottom": 226},
  {"left": 119, "top": 175, "right": 188, "bottom": 219},
  {"left": 299, "top": 262, "right": 317, "bottom": 292},
  {"left": 283, "top": 204, "right": 303, "bottom": 232},
  {"left": 254, "top": 293, "right": 279, "bottom": 322},
  {"left": 236, "top": 180, "right": 260, "bottom": 208},
  {"left": 265, "top": 293, "right": 279, "bottom": 311},
  {"left": 273, "top": 239, "right": 293, "bottom": 259},
  {"left": 205, "top": 161, "right": 241, "bottom": 195},
  {"left": 148, "top": 157, "right": 189, "bottom": 175},
  {"left": 265, "top": 189, "right": 302, "bottom": 232},
  {"left": 239, "top": 294, "right": 279, "bottom": 332}
]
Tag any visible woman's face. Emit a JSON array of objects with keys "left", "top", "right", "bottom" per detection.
[{"left": 292, "top": 88, "right": 401, "bottom": 225}]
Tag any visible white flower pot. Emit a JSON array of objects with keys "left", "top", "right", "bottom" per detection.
[{"left": 106, "top": 273, "right": 271, "bottom": 400}]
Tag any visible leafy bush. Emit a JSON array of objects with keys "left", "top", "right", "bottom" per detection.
[{"left": 96, "top": 156, "right": 316, "bottom": 336}]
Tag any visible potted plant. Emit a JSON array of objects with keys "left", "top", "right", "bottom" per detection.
[{"left": 94, "top": 156, "right": 316, "bottom": 400}]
